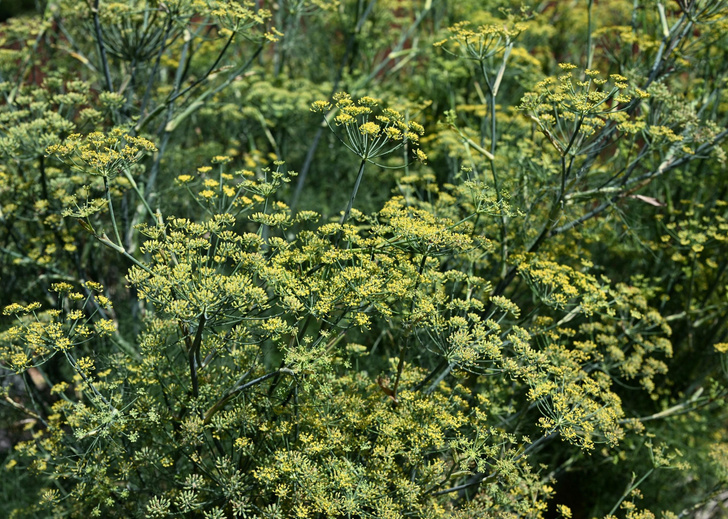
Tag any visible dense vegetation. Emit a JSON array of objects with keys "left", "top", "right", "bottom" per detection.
[{"left": 1, "top": 0, "right": 727, "bottom": 517}]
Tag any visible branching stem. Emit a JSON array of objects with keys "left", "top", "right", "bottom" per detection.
[{"left": 92, "top": 0, "right": 113, "bottom": 92}]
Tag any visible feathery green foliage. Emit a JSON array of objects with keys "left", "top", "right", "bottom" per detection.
[{"left": 1, "top": 1, "right": 728, "bottom": 518}]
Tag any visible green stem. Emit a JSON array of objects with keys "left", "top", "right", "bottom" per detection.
[
  {"left": 92, "top": 0, "right": 113, "bottom": 92},
  {"left": 64, "top": 350, "right": 116, "bottom": 411},
  {"left": 104, "top": 176, "right": 123, "bottom": 249},
  {"left": 122, "top": 168, "right": 155, "bottom": 220},
  {"left": 608, "top": 469, "right": 654, "bottom": 517},
  {"left": 478, "top": 57, "right": 509, "bottom": 277},
  {"left": 586, "top": 0, "right": 594, "bottom": 69},
  {"left": 203, "top": 368, "right": 295, "bottom": 425},
  {"left": 187, "top": 313, "right": 206, "bottom": 399},
  {"left": 335, "top": 158, "right": 368, "bottom": 247},
  {"left": 392, "top": 252, "right": 429, "bottom": 399},
  {"left": 341, "top": 158, "right": 368, "bottom": 226}
]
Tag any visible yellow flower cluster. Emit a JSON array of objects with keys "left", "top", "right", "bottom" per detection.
[
  {"left": 519, "top": 65, "right": 642, "bottom": 155},
  {"left": 434, "top": 21, "right": 526, "bottom": 61},
  {"left": 46, "top": 129, "right": 157, "bottom": 178},
  {"left": 311, "top": 92, "right": 427, "bottom": 164},
  {"left": 0, "top": 281, "right": 114, "bottom": 374}
]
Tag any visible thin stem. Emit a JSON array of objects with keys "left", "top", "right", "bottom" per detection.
[
  {"left": 617, "top": 390, "right": 714, "bottom": 424},
  {"left": 65, "top": 351, "right": 116, "bottom": 411},
  {"left": 186, "top": 313, "right": 206, "bottom": 399},
  {"left": 104, "top": 176, "right": 123, "bottom": 248},
  {"left": 171, "top": 30, "right": 236, "bottom": 107},
  {"left": 92, "top": 0, "right": 114, "bottom": 92},
  {"left": 483, "top": 70, "right": 508, "bottom": 278},
  {"left": 432, "top": 476, "right": 489, "bottom": 496},
  {"left": 586, "top": 0, "right": 594, "bottom": 69},
  {"left": 335, "top": 158, "right": 368, "bottom": 245},
  {"left": 203, "top": 368, "right": 295, "bottom": 424},
  {"left": 432, "top": 433, "right": 558, "bottom": 496},
  {"left": 39, "top": 155, "right": 49, "bottom": 200},
  {"left": 357, "top": 0, "right": 432, "bottom": 88},
  {"left": 413, "top": 358, "right": 448, "bottom": 392},
  {"left": 122, "top": 168, "right": 155, "bottom": 220},
  {"left": 140, "top": 15, "right": 174, "bottom": 118},
  {"left": 608, "top": 469, "right": 655, "bottom": 517},
  {"left": 553, "top": 129, "right": 728, "bottom": 235},
  {"left": 392, "top": 253, "right": 429, "bottom": 399},
  {"left": 135, "top": 37, "right": 260, "bottom": 135},
  {"left": 425, "top": 362, "right": 455, "bottom": 395},
  {"left": 291, "top": 126, "right": 324, "bottom": 213},
  {"left": 3, "top": 393, "right": 43, "bottom": 422},
  {"left": 290, "top": 0, "right": 378, "bottom": 212},
  {"left": 146, "top": 131, "right": 171, "bottom": 205}
]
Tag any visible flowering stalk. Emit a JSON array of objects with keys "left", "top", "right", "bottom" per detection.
[{"left": 311, "top": 92, "right": 427, "bottom": 235}]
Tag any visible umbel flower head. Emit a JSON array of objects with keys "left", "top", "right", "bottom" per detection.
[
  {"left": 46, "top": 128, "right": 157, "bottom": 178},
  {"left": 311, "top": 92, "right": 427, "bottom": 165},
  {"left": 434, "top": 21, "right": 526, "bottom": 61},
  {"left": 518, "top": 64, "right": 649, "bottom": 155}
]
